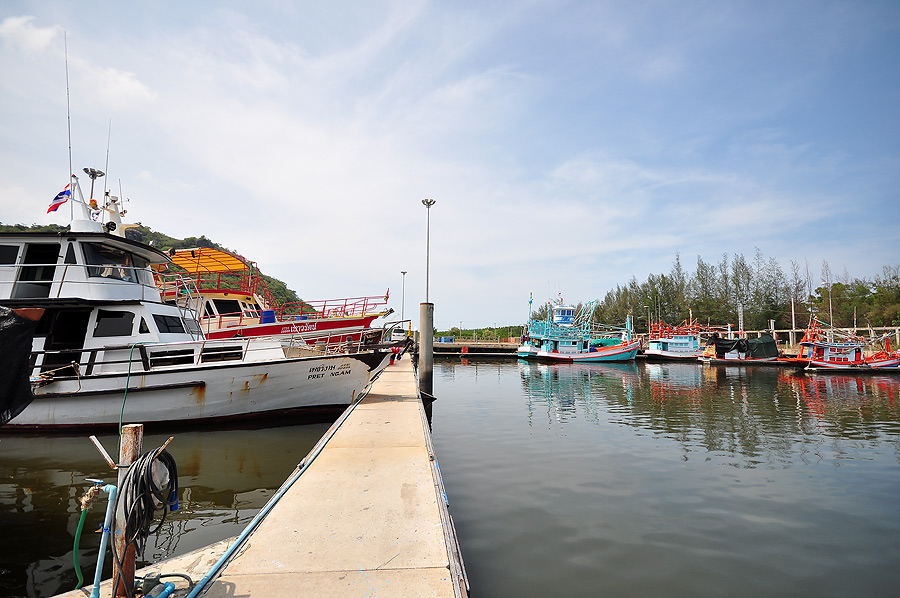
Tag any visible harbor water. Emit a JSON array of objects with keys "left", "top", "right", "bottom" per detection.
[{"left": 2, "top": 359, "right": 900, "bottom": 597}]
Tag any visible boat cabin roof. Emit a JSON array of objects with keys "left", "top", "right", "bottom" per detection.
[
  {"left": 168, "top": 247, "right": 252, "bottom": 274},
  {"left": 0, "top": 231, "right": 171, "bottom": 304},
  {"left": 0, "top": 231, "right": 171, "bottom": 264}
]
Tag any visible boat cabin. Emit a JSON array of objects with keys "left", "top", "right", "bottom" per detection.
[
  {"left": 808, "top": 341, "right": 864, "bottom": 365},
  {"left": 648, "top": 334, "right": 700, "bottom": 354},
  {"left": 0, "top": 232, "right": 203, "bottom": 374},
  {"left": 553, "top": 305, "right": 576, "bottom": 325}
]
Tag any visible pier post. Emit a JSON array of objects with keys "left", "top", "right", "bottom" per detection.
[
  {"left": 113, "top": 424, "right": 143, "bottom": 598},
  {"left": 419, "top": 302, "right": 434, "bottom": 395}
]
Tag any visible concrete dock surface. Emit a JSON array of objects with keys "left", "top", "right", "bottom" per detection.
[{"left": 200, "top": 356, "right": 466, "bottom": 597}]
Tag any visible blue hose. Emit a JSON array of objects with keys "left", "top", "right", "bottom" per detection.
[{"left": 90, "top": 484, "right": 118, "bottom": 598}]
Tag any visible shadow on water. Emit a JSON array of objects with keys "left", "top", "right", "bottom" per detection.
[{"left": 0, "top": 422, "right": 332, "bottom": 598}]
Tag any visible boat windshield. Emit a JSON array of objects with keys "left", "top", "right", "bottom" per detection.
[{"left": 82, "top": 243, "right": 149, "bottom": 284}]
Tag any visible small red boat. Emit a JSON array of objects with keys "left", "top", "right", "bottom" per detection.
[
  {"left": 800, "top": 318, "right": 899, "bottom": 370},
  {"left": 156, "top": 247, "right": 391, "bottom": 345}
]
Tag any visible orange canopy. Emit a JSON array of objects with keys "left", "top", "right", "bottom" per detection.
[{"left": 168, "top": 247, "right": 251, "bottom": 274}]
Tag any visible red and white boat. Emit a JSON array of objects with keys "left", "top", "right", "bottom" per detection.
[
  {"left": 156, "top": 247, "right": 392, "bottom": 346},
  {"left": 801, "top": 318, "right": 899, "bottom": 370}
]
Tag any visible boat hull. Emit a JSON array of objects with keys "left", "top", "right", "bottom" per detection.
[
  {"left": 204, "top": 314, "right": 379, "bottom": 343},
  {"left": 643, "top": 349, "right": 704, "bottom": 361},
  {"left": 517, "top": 340, "right": 640, "bottom": 362},
  {"left": 807, "top": 357, "right": 899, "bottom": 370},
  {"left": 6, "top": 351, "right": 390, "bottom": 430}
]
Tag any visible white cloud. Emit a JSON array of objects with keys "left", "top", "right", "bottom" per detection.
[{"left": 0, "top": 15, "right": 59, "bottom": 55}]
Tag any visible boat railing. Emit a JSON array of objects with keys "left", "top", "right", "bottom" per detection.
[
  {"left": 155, "top": 272, "right": 205, "bottom": 339},
  {"left": 28, "top": 337, "right": 302, "bottom": 379},
  {"left": 278, "top": 294, "right": 390, "bottom": 320},
  {"left": 280, "top": 325, "right": 385, "bottom": 354},
  {"left": 160, "top": 270, "right": 278, "bottom": 308}
]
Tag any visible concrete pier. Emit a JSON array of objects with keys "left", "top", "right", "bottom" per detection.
[
  {"left": 60, "top": 357, "right": 466, "bottom": 598},
  {"left": 198, "top": 356, "right": 466, "bottom": 597}
]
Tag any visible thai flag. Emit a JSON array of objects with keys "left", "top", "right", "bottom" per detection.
[{"left": 47, "top": 185, "right": 70, "bottom": 213}]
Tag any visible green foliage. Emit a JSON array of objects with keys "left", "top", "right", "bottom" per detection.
[
  {"left": 0, "top": 223, "right": 68, "bottom": 233},
  {"left": 591, "top": 251, "right": 900, "bottom": 330}
]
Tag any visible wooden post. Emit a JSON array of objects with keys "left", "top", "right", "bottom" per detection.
[{"left": 113, "top": 424, "right": 143, "bottom": 598}]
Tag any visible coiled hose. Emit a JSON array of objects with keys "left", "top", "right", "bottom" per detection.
[{"left": 111, "top": 446, "right": 179, "bottom": 598}]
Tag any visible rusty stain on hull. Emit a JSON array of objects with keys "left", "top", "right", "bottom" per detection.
[{"left": 191, "top": 384, "right": 206, "bottom": 405}]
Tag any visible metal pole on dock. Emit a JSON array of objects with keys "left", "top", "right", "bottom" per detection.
[
  {"left": 420, "top": 198, "right": 436, "bottom": 396},
  {"left": 113, "top": 424, "right": 143, "bottom": 598},
  {"left": 420, "top": 302, "right": 434, "bottom": 395}
]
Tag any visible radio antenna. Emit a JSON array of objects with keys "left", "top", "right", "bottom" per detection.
[
  {"left": 103, "top": 118, "right": 112, "bottom": 196},
  {"left": 64, "top": 31, "right": 74, "bottom": 221}
]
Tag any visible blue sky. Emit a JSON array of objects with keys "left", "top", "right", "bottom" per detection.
[{"left": 1, "top": 1, "right": 898, "bottom": 330}]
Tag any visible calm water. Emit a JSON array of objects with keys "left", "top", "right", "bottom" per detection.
[
  {"left": 0, "top": 424, "right": 330, "bottom": 598},
  {"left": 2, "top": 360, "right": 900, "bottom": 597},
  {"left": 431, "top": 359, "right": 900, "bottom": 598}
]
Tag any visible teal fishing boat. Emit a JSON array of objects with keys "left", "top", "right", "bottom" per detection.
[{"left": 517, "top": 298, "right": 641, "bottom": 362}]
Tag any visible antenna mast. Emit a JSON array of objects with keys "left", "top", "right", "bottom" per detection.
[
  {"left": 64, "top": 32, "right": 74, "bottom": 221},
  {"left": 103, "top": 119, "right": 111, "bottom": 196}
]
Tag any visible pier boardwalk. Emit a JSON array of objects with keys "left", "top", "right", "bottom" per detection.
[{"left": 59, "top": 357, "right": 467, "bottom": 598}]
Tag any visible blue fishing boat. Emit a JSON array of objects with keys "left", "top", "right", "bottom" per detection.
[{"left": 517, "top": 299, "right": 641, "bottom": 362}]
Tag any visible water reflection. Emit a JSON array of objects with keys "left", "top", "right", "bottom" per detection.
[
  {"left": 0, "top": 423, "right": 330, "bottom": 598},
  {"left": 517, "top": 360, "right": 900, "bottom": 460}
]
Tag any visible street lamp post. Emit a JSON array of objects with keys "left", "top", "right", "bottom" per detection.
[
  {"left": 419, "top": 198, "right": 436, "bottom": 395},
  {"left": 400, "top": 270, "right": 407, "bottom": 321},
  {"left": 422, "top": 198, "right": 435, "bottom": 303}
]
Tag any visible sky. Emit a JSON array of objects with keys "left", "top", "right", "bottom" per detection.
[{"left": 1, "top": 1, "right": 898, "bottom": 330}]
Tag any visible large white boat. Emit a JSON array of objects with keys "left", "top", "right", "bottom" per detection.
[{"left": 0, "top": 176, "right": 390, "bottom": 430}]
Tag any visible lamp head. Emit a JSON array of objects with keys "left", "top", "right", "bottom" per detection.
[{"left": 421, "top": 198, "right": 436, "bottom": 208}]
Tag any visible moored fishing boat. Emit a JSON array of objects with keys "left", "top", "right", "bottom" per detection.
[
  {"left": 643, "top": 319, "right": 704, "bottom": 361},
  {"left": 701, "top": 333, "right": 780, "bottom": 363},
  {"left": 156, "top": 246, "right": 392, "bottom": 346},
  {"left": 517, "top": 300, "right": 641, "bottom": 362},
  {"left": 1, "top": 174, "right": 390, "bottom": 430},
  {"left": 801, "top": 318, "right": 899, "bottom": 370}
]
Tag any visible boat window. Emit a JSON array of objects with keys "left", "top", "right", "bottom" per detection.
[
  {"left": 203, "top": 302, "right": 215, "bottom": 318},
  {"left": 64, "top": 243, "right": 77, "bottom": 265},
  {"left": 130, "top": 254, "right": 151, "bottom": 284},
  {"left": 139, "top": 317, "right": 150, "bottom": 334},
  {"left": 93, "top": 310, "right": 135, "bottom": 337},
  {"left": 13, "top": 243, "right": 60, "bottom": 299},
  {"left": 212, "top": 299, "right": 242, "bottom": 317},
  {"left": 184, "top": 318, "right": 202, "bottom": 336},
  {"left": 154, "top": 314, "right": 186, "bottom": 334},
  {"left": 82, "top": 243, "right": 138, "bottom": 283},
  {"left": 0, "top": 245, "right": 19, "bottom": 264}
]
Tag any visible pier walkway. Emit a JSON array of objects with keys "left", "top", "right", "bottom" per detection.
[{"left": 197, "top": 356, "right": 466, "bottom": 597}]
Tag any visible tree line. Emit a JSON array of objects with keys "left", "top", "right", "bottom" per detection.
[{"left": 590, "top": 250, "right": 900, "bottom": 331}]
